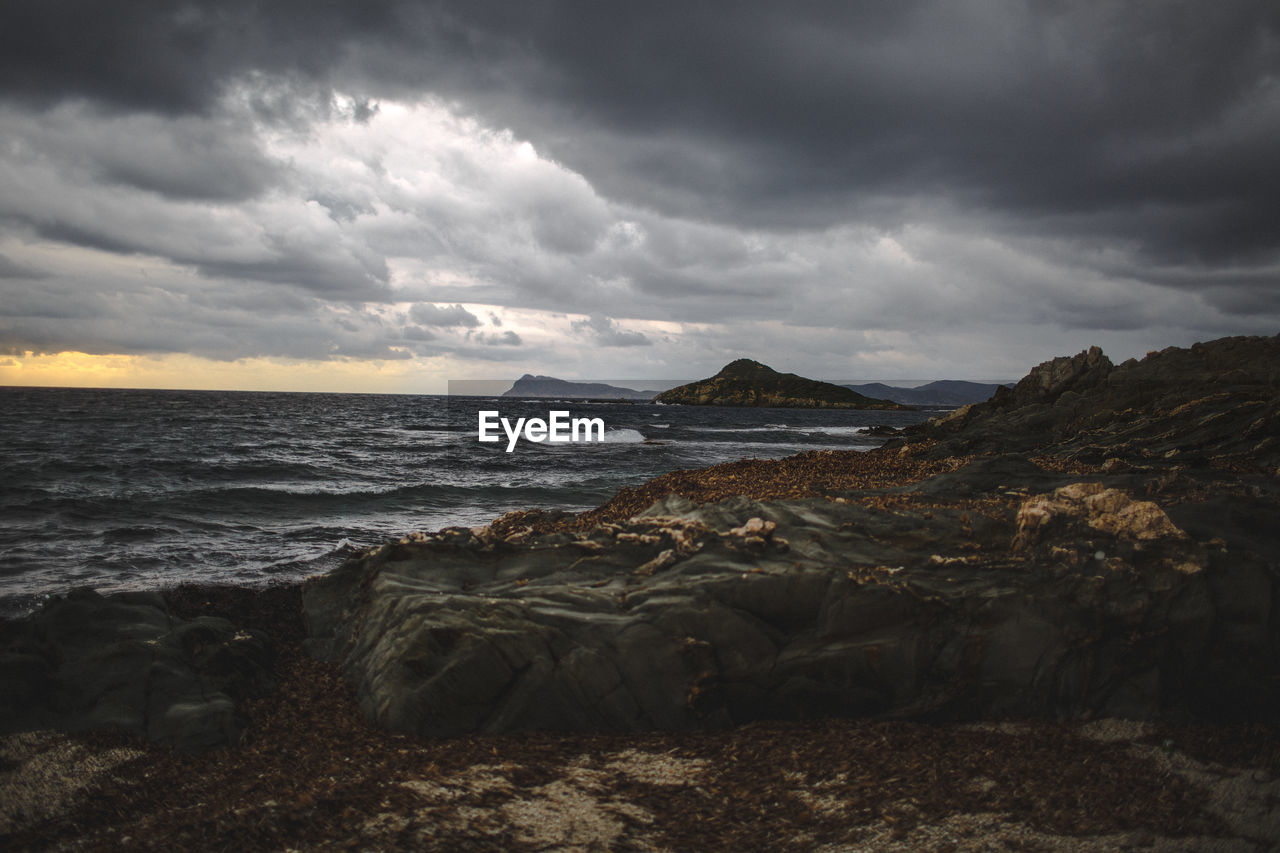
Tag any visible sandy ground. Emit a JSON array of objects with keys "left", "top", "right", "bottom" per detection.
[{"left": 4, "top": 711, "right": 1278, "bottom": 852}]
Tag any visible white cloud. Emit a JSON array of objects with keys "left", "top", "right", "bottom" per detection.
[
  {"left": 570, "top": 314, "right": 652, "bottom": 347},
  {"left": 408, "top": 302, "right": 481, "bottom": 327},
  {"left": 2, "top": 78, "right": 1276, "bottom": 386}
]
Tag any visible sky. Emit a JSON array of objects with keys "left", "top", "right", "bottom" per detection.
[{"left": 1, "top": 1, "right": 1278, "bottom": 393}]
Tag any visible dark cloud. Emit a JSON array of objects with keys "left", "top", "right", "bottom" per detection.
[
  {"left": 89, "top": 115, "right": 279, "bottom": 201},
  {"left": 31, "top": 221, "right": 141, "bottom": 257},
  {"left": 401, "top": 325, "right": 436, "bottom": 342},
  {"left": 16, "top": 208, "right": 390, "bottom": 303},
  {"left": 2, "top": 0, "right": 1278, "bottom": 379},
  {"left": 0, "top": 252, "right": 46, "bottom": 279},
  {"left": 316, "top": 1, "right": 1280, "bottom": 271},
  {"left": 408, "top": 302, "right": 481, "bottom": 327},
  {"left": 0, "top": 274, "right": 406, "bottom": 362},
  {"left": 571, "top": 314, "right": 651, "bottom": 347},
  {"left": 0, "top": 278, "right": 105, "bottom": 319},
  {"left": 318, "top": 4, "right": 1272, "bottom": 276},
  {"left": 0, "top": 0, "right": 378, "bottom": 114},
  {"left": 311, "top": 192, "right": 374, "bottom": 224},
  {"left": 454, "top": 329, "right": 523, "bottom": 348},
  {"left": 5, "top": 1, "right": 1278, "bottom": 268},
  {"left": 489, "top": 330, "right": 522, "bottom": 346},
  {"left": 194, "top": 255, "right": 389, "bottom": 300}
]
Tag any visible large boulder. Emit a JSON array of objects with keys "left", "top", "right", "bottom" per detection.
[
  {"left": 303, "top": 476, "right": 1279, "bottom": 737},
  {"left": 0, "top": 589, "right": 274, "bottom": 751}
]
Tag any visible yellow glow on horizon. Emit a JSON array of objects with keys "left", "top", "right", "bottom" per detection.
[{"left": 0, "top": 351, "right": 454, "bottom": 394}]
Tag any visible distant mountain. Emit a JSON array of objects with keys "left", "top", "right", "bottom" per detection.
[
  {"left": 655, "top": 359, "right": 910, "bottom": 409},
  {"left": 502, "top": 374, "right": 654, "bottom": 400},
  {"left": 842, "top": 380, "right": 1008, "bottom": 407}
]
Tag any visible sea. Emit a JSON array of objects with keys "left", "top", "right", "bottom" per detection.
[{"left": 0, "top": 387, "right": 940, "bottom": 617}]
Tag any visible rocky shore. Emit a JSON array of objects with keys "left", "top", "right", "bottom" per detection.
[{"left": 3, "top": 333, "right": 1279, "bottom": 850}]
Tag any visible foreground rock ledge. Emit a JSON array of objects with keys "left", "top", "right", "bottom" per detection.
[
  {"left": 0, "top": 590, "right": 274, "bottom": 751},
  {"left": 303, "top": 472, "right": 1279, "bottom": 738}
]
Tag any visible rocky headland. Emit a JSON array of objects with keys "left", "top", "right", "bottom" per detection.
[
  {"left": 843, "top": 379, "right": 1008, "bottom": 407},
  {"left": 654, "top": 358, "right": 909, "bottom": 409},
  {"left": 502, "top": 374, "right": 655, "bottom": 401},
  {"left": 4, "top": 333, "right": 1280, "bottom": 850}
]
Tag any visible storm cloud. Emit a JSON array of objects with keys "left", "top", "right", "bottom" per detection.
[{"left": 2, "top": 1, "right": 1277, "bottom": 384}]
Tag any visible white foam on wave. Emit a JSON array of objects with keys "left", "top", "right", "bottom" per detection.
[
  {"left": 802, "top": 426, "right": 869, "bottom": 435},
  {"left": 597, "top": 428, "right": 646, "bottom": 443},
  {"left": 548, "top": 427, "right": 647, "bottom": 444},
  {"left": 685, "top": 425, "right": 794, "bottom": 433}
]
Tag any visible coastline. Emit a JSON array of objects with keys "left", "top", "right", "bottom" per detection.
[
  {"left": 6, "top": 528, "right": 1280, "bottom": 851},
  {"left": 5, "top": 506, "right": 1279, "bottom": 851},
  {"left": 4, "top": 333, "right": 1280, "bottom": 850},
  {"left": 0, "top": 388, "right": 923, "bottom": 615}
]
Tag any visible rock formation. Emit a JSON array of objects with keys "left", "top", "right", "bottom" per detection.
[
  {"left": 911, "top": 335, "right": 1280, "bottom": 464},
  {"left": 304, "top": 334, "right": 1280, "bottom": 737},
  {"left": 0, "top": 589, "right": 274, "bottom": 750},
  {"left": 655, "top": 359, "right": 909, "bottom": 409},
  {"left": 302, "top": 469, "right": 1274, "bottom": 736}
]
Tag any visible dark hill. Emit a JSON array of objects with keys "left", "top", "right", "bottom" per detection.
[
  {"left": 844, "top": 379, "right": 1007, "bottom": 407},
  {"left": 655, "top": 359, "right": 909, "bottom": 409},
  {"left": 503, "top": 374, "right": 653, "bottom": 400}
]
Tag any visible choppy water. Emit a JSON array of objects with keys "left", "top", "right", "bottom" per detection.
[{"left": 0, "top": 387, "right": 938, "bottom": 615}]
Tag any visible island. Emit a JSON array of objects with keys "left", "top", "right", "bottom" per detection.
[
  {"left": 502, "top": 374, "right": 654, "bottom": 400},
  {"left": 654, "top": 358, "right": 910, "bottom": 409}
]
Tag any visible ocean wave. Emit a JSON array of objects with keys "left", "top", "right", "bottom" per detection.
[
  {"left": 597, "top": 428, "right": 646, "bottom": 443},
  {"left": 682, "top": 423, "right": 873, "bottom": 435},
  {"left": 801, "top": 426, "right": 870, "bottom": 435},
  {"left": 169, "top": 477, "right": 618, "bottom": 512},
  {"left": 684, "top": 425, "right": 794, "bottom": 433},
  {"left": 2, "top": 388, "right": 935, "bottom": 606},
  {"left": 255, "top": 538, "right": 366, "bottom": 576},
  {"left": 101, "top": 525, "right": 180, "bottom": 544}
]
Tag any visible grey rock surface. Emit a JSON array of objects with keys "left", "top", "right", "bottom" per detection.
[
  {"left": 0, "top": 589, "right": 274, "bottom": 751},
  {"left": 304, "top": 475, "right": 1278, "bottom": 737}
]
